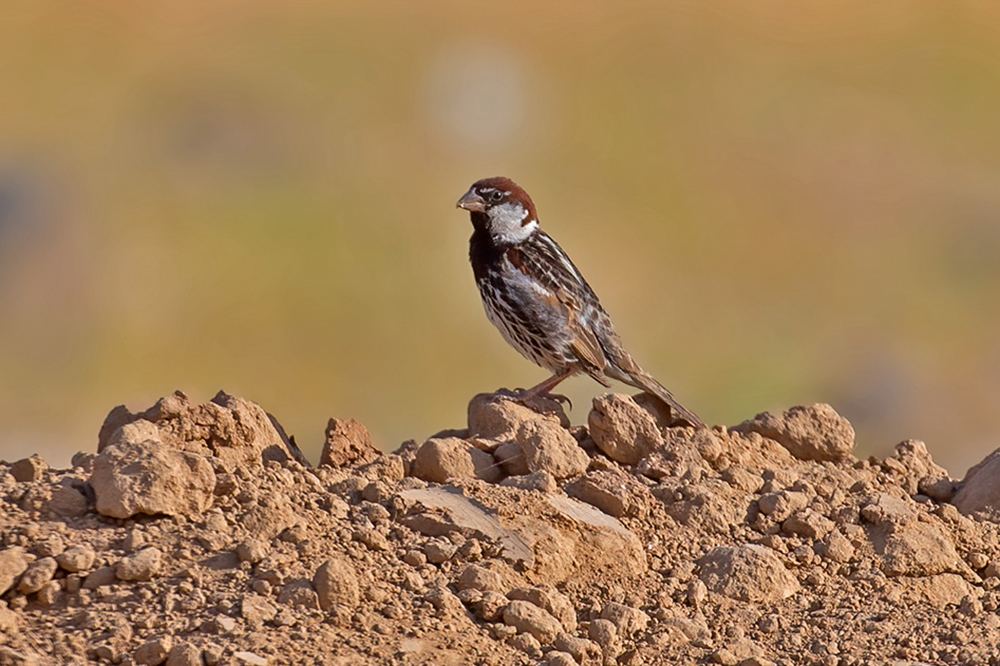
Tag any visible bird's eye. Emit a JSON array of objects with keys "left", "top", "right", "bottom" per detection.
[{"left": 489, "top": 191, "right": 503, "bottom": 203}]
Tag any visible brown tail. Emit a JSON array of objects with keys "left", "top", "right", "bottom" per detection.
[{"left": 623, "top": 370, "right": 707, "bottom": 429}]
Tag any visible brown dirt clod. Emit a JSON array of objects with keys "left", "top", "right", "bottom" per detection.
[{"left": 319, "top": 418, "right": 380, "bottom": 468}]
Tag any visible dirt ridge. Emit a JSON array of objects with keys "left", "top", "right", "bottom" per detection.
[{"left": 1, "top": 389, "right": 1000, "bottom": 666}]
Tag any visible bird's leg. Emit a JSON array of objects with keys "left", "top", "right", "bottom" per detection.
[{"left": 514, "top": 370, "right": 574, "bottom": 409}]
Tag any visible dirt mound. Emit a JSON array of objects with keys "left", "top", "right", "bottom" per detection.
[{"left": 2, "top": 390, "right": 1000, "bottom": 665}]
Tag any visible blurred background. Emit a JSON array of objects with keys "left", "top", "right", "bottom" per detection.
[{"left": 2, "top": 0, "right": 999, "bottom": 477}]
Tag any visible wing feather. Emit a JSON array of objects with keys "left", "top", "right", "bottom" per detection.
[{"left": 508, "top": 232, "right": 611, "bottom": 380}]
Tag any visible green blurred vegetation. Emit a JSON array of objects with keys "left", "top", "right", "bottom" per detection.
[{"left": 1, "top": 1, "right": 999, "bottom": 475}]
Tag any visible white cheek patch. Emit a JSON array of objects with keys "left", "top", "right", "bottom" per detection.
[
  {"left": 489, "top": 203, "right": 537, "bottom": 244},
  {"left": 496, "top": 202, "right": 524, "bottom": 224}
]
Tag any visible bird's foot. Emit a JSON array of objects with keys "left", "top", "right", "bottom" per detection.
[{"left": 499, "top": 388, "right": 572, "bottom": 413}]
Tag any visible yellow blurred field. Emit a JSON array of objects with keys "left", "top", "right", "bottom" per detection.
[{"left": 2, "top": 0, "right": 999, "bottom": 475}]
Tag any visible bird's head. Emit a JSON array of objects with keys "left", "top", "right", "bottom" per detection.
[{"left": 457, "top": 177, "right": 538, "bottom": 245}]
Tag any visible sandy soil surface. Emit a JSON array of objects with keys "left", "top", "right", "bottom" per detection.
[{"left": 2, "top": 389, "right": 1000, "bottom": 666}]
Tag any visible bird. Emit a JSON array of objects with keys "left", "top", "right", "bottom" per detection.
[{"left": 456, "top": 176, "right": 706, "bottom": 429}]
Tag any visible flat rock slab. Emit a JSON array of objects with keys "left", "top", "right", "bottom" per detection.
[
  {"left": 544, "top": 495, "right": 636, "bottom": 540},
  {"left": 399, "top": 486, "right": 534, "bottom": 566},
  {"left": 398, "top": 485, "right": 646, "bottom": 585}
]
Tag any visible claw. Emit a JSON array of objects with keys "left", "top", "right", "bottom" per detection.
[
  {"left": 492, "top": 388, "right": 569, "bottom": 412},
  {"left": 545, "top": 392, "right": 573, "bottom": 409},
  {"left": 507, "top": 389, "right": 572, "bottom": 414}
]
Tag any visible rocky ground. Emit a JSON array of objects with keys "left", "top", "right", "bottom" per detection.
[{"left": 2, "top": 389, "right": 1000, "bottom": 666}]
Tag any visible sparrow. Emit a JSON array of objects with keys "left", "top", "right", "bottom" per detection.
[{"left": 457, "top": 176, "right": 706, "bottom": 428}]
